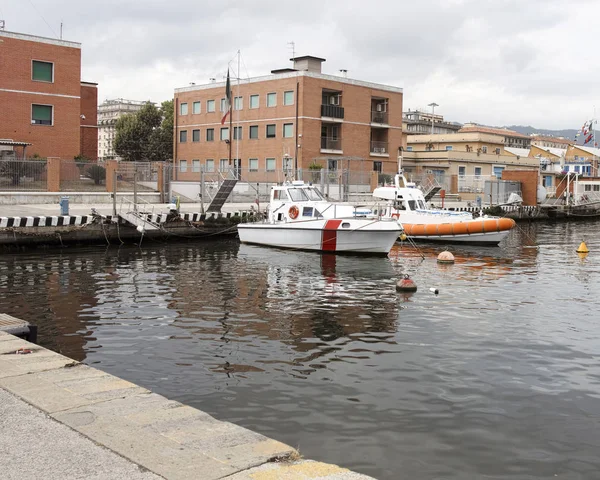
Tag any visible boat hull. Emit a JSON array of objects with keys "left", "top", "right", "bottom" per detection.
[
  {"left": 401, "top": 218, "right": 515, "bottom": 245},
  {"left": 238, "top": 219, "right": 400, "bottom": 255}
]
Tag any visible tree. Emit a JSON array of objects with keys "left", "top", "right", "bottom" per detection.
[{"left": 114, "top": 100, "right": 174, "bottom": 162}]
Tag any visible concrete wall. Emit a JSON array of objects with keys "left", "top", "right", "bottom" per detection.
[{"left": 0, "top": 192, "right": 161, "bottom": 205}]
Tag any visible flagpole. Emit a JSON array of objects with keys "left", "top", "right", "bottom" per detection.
[
  {"left": 236, "top": 50, "right": 240, "bottom": 178},
  {"left": 228, "top": 79, "right": 232, "bottom": 172}
]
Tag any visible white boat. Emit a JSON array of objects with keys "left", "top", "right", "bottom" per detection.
[
  {"left": 372, "top": 171, "right": 516, "bottom": 245},
  {"left": 238, "top": 181, "right": 402, "bottom": 255}
]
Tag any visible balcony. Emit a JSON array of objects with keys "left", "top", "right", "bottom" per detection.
[
  {"left": 321, "top": 104, "right": 344, "bottom": 119},
  {"left": 321, "top": 136, "right": 342, "bottom": 152},
  {"left": 370, "top": 141, "right": 388, "bottom": 156},
  {"left": 371, "top": 110, "right": 389, "bottom": 124}
]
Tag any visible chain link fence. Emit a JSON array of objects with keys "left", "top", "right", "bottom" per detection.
[{"left": 0, "top": 158, "right": 47, "bottom": 191}]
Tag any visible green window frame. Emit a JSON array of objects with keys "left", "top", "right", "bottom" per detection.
[
  {"left": 32, "top": 60, "right": 53, "bottom": 82},
  {"left": 32, "top": 104, "right": 53, "bottom": 125}
]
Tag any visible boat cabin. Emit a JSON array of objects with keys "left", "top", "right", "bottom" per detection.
[{"left": 374, "top": 173, "right": 429, "bottom": 212}]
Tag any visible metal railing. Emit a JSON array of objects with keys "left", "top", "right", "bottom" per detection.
[
  {"left": 321, "top": 137, "right": 341, "bottom": 150},
  {"left": 0, "top": 158, "right": 47, "bottom": 191},
  {"left": 321, "top": 104, "right": 344, "bottom": 119},
  {"left": 371, "top": 110, "right": 389, "bottom": 124},
  {"left": 370, "top": 141, "right": 388, "bottom": 154},
  {"left": 457, "top": 175, "right": 496, "bottom": 193}
]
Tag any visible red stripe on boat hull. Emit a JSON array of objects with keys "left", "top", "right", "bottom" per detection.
[{"left": 321, "top": 220, "right": 343, "bottom": 251}]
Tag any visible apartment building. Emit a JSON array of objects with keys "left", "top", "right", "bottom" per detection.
[
  {"left": 403, "top": 109, "right": 462, "bottom": 135},
  {"left": 458, "top": 124, "right": 531, "bottom": 149},
  {"left": 173, "top": 56, "right": 403, "bottom": 180},
  {"left": 531, "top": 134, "right": 571, "bottom": 150},
  {"left": 98, "top": 99, "right": 148, "bottom": 159},
  {"left": 0, "top": 30, "right": 97, "bottom": 159}
]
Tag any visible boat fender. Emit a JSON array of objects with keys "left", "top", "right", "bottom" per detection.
[
  {"left": 289, "top": 205, "right": 299, "bottom": 220},
  {"left": 396, "top": 274, "right": 417, "bottom": 292},
  {"left": 429, "top": 288, "right": 439, "bottom": 295}
]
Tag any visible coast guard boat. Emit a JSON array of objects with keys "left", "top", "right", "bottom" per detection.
[
  {"left": 238, "top": 181, "right": 402, "bottom": 255},
  {"left": 373, "top": 170, "right": 515, "bottom": 245}
]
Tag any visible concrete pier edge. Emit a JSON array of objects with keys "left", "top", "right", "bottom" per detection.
[{"left": 0, "top": 330, "right": 374, "bottom": 480}]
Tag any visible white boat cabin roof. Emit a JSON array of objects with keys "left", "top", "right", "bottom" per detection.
[{"left": 271, "top": 181, "right": 325, "bottom": 202}]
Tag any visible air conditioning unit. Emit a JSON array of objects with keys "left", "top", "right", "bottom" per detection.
[
  {"left": 329, "top": 96, "right": 339, "bottom": 105},
  {"left": 376, "top": 104, "right": 384, "bottom": 112}
]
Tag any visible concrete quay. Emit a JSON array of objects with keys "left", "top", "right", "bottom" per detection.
[{"left": 0, "top": 330, "right": 374, "bottom": 480}]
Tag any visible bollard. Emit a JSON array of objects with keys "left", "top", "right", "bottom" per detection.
[{"left": 59, "top": 196, "right": 69, "bottom": 216}]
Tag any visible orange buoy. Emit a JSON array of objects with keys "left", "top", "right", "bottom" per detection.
[
  {"left": 437, "top": 251, "right": 455, "bottom": 264},
  {"left": 396, "top": 274, "right": 417, "bottom": 292},
  {"left": 576, "top": 241, "right": 589, "bottom": 253}
]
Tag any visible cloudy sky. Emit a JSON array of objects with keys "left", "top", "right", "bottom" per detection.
[{"left": 3, "top": 0, "right": 599, "bottom": 129}]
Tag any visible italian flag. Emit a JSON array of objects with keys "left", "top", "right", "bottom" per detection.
[{"left": 221, "top": 69, "right": 231, "bottom": 125}]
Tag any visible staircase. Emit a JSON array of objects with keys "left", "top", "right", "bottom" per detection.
[
  {"left": 118, "top": 211, "right": 160, "bottom": 231},
  {"left": 423, "top": 185, "right": 442, "bottom": 201},
  {"left": 207, "top": 179, "right": 238, "bottom": 212}
]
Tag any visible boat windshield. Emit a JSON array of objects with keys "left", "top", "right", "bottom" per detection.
[
  {"left": 304, "top": 188, "right": 324, "bottom": 201},
  {"left": 288, "top": 188, "right": 310, "bottom": 202}
]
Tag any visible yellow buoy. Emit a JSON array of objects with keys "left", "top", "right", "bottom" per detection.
[
  {"left": 437, "top": 250, "right": 455, "bottom": 264},
  {"left": 576, "top": 241, "right": 589, "bottom": 253},
  {"left": 399, "top": 233, "right": 407, "bottom": 241}
]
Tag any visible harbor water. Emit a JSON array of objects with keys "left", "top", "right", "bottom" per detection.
[{"left": 1, "top": 221, "right": 599, "bottom": 479}]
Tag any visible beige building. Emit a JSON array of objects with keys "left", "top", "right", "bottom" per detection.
[
  {"left": 531, "top": 135, "right": 571, "bottom": 150},
  {"left": 458, "top": 124, "right": 531, "bottom": 149},
  {"left": 173, "top": 56, "right": 403, "bottom": 182},
  {"left": 403, "top": 132, "right": 539, "bottom": 199},
  {"left": 98, "top": 99, "right": 148, "bottom": 160}
]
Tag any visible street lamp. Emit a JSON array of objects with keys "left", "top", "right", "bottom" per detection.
[{"left": 428, "top": 102, "right": 439, "bottom": 135}]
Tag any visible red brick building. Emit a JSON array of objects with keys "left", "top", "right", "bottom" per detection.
[
  {"left": 0, "top": 30, "right": 97, "bottom": 159},
  {"left": 173, "top": 56, "right": 403, "bottom": 180}
]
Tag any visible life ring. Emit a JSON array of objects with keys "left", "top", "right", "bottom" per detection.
[{"left": 288, "top": 205, "right": 299, "bottom": 219}]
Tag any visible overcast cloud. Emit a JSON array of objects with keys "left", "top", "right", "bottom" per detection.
[{"left": 3, "top": 0, "right": 599, "bottom": 129}]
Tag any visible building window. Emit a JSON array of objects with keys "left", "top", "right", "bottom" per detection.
[
  {"left": 180, "top": 160, "right": 187, "bottom": 172},
  {"left": 493, "top": 165, "right": 504, "bottom": 179},
  {"left": 594, "top": 185, "right": 600, "bottom": 192},
  {"left": 474, "top": 167, "right": 482, "bottom": 177},
  {"left": 267, "top": 93, "right": 276, "bottom": 107},
  {"left": 31, "top": 104, "right": 53, "bottom": 125},
  {"left": 373, "top": 161, "right": 382, "bottom": 173},
  {"left": 192, "top": 159, "right": 200, "bottom": 172},
  {"left": 249, "top": 125, "right": 259, "bottom": 139},
  {"left": 179, "top": 130, "right": 187, "bottom": 142},
  {"left": 206, "top": 159, "right": 214, "bottom": 172},
  {"left": 445, "top": 146, "right": 453, "bottom": 151},
  {"left": 193, "top": 101, "right": 201, "bottom": 114},
  {"left": 406, "top": 146, "right": 413, "bottom": 152},
  {"left": 266, "top": 158, "right": 276, "bottom": 171},
  {"left": 220, "top": 98, "right": 227, "bottom": 112},
  {"left": 234, "top": 96, "right": 243, "bottom": 110},
  {"left": 250, "top": 95, "right": 259, "bottom": 109},
  {"left": 266, "top": 124, "right": 276, "bottom": 138},
  {"left": 32, "top": 60, "right": 53, "bottom": 82},
  {"left": 206, "top": 128, "right": 214, "bottom": 141},
  {"left": 180, "top": 103, "right": 188, "bottom": 115},
  {"left": 283, "top": 123, "right": 294, "bottom": 138},
  {"left": 220, "top": 127, "right": 229, "bottom": 141},
  {"left": 233, "top": 126, "right": 242, "bottom": 140},
  {"left": 207, "top": 100, "right": 215, "bottom": 112},
  {"left": 219, "top": 159, "right": 228, "bottom": 171},
  {"left": 458, "top": 166, "right": 466, "bottom": 176},
  {"left": 284, "top": 91, "right": 294, "bottom": 105},
  {"left": 482, "top": 146, "right": 488, "bottom": 154},
  {"left": 192, "top": 129, "right": 200, "bottom": 142},
  {"left": 249, "top": 158, "right": 258, "bottom": 171}
]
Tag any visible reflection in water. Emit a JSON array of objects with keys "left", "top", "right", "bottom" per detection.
[{"left": 1, "top": 224, "right": 600, "bottom": 479}]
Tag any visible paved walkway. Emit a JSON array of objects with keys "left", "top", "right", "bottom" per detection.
[
  {"left": 0, "top": 202, "right": 256, "bottom": 218},
  {"left": 0, "top": 330, "right": 374, "bottom": 480}
]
